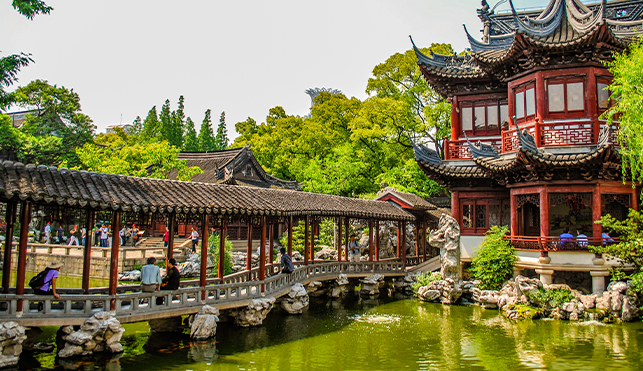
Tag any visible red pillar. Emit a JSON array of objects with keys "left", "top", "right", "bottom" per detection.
[
  {"left": 167, "top": 213, "right": 175, "bottom": 260},
  {"left": 632, "top": 187, "right": 639, "bottom": 212},
  {"left": 450, "top": 95, "right": 460, "bottom": 141},
  {"left": 422, "top": 218, "right": 427, "bottom": 261},
  {"left": 16, "top": 202, "right": 31, "bottom": 312},
  {"left": 310, "top": 219, "right": 316, "bottom": 263},
  {"left": 304, "top": 216, "right": 309, "bottom": 265},
  {"left": 82, "top": 209, "right": 95, "bottom": 294},
  {"left": 593, "top": 186, "right": 602, "bottom": 239},
  {"left": 451, "top": 191, "right": 460, "bottom": 224},
  {"left": 510, "top": 191, "right": 518, "bottom": 237},
  {"left": 344, "top": 217, "right": 349, "bottom": 261},
  {"left": 396, "top": 221, "right": 401, "bottom": 259},
  {"left": 337, "top": 217, "right": 343, "bottom": 262},
  {"left": 268, "top": 223, "right": 274, "bottom": 265},
  {"left": 2, "top": 201, "right": 17, "bottom": 293},
  {"left": 109, "top": 211, "right": 121, "bottom": 311},
  {"left": 402, "top": 221, "right": 407, "bottom": 269},
  {"left": 368, "top": 219, "right": 374, "bottom": 262},
  {"left": 539, "top": 187, "right": 549, "bottom": 238},
  {"left": 374, "top": 219, "right": 379, "bottom": 261},
  {"left": 288, "top": 216, "right": 293, "bottom": 257},
  {"left": 259, "top": 216, "right": 266, "bottom": 291},
  {"left": 200, "top": 214, "right": 210, "bottom": 300},
  {"left": 246, "top": 218, "right": 253, "bottom": 275},
  {"left": 588, "top": 67, "right": 599, "bottom": 143},
  {"left": 218, "top": 219, "right": 226, "bottom": 279}
]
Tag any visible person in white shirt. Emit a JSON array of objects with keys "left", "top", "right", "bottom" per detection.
[
  {"left": 190, "top": 227, "right": 199, "bottom": 253},
  {"left": 68, "top": 225, "right": 80, "bottom": 246},
  {"left": 44, "top": 222, "right": 52, "bottom": 244},
  {"left": 100, "top": 225, "right": 109, "bottom": 247}
]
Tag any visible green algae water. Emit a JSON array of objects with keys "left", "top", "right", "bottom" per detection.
[{"left": 20, "top": 296, "right": 643, "bottom": 371}]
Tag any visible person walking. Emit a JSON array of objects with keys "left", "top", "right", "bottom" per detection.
[
  {"left": 131, "top": 224, "right": 139, "bottom": 247},
  {"left": 190, "top": 227, "right": 199, "bottom": 253},
  {"left": 33, "top": 260, "right": 64, "bottom": 299},
  {"left": 348, "top": 235, "right": 360, "bottom": 262},
  {"left": 163, "top": 227, "right": 170, "bottom": 248},
  {"left": 57, "top": 225, "right": 65, "bottom": 245},
  {"left": 44, "top": 222, "right": 52, "bottom": 244},
  {"left": 100, "top": 224, "right": 109, "bottom": 247},
  {"left": 80, "top": 226, "right": 86, "bottom": 246},
  {"left": 68, "top": 225, "right": 80, "bottom": 246},
  {"left": 141, "top": 257, "right": 162, "bottom": 292}
]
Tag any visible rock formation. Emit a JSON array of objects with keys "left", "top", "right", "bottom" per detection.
[
  {"left": 314, "top": 246, "right": 338, "bottom": 261},
  {"left": 360, "top": 274, "right": 385, "bottom": 296},
  {"left": 0, "top": 321, "right": 27, "bottom": 368},
  {"left": 280, "top": 283, "right": 309, "bottom": 314},
  {"left": 330, "top": 274, "right": 349, "bottom": 298},
  {"left": 230, "top": 297, "right": 276, "bottom": 327},
  {"left": 189, "top": 305, "right": 220, "bottom": 340},
  {"left": 118, "top": 270, "right": 141, "bottom": 281},
  {"left": 148, "top": 316, "right": 184, "bottom": 333},
  {"left": 430, "top": 214, "right": 461, "bottom": 284},
  {"left": 57, "top": 312, "right": 125, "bottom": 358}
]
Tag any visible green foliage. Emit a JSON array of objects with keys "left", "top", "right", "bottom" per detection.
[
  {"left": 182, "top": 117, "right": 199, "bottom": 151},
  {"left": 526, "top": 288, "right": 576, "bottom": 309},
  {"left": 469, "top": 225, "right": 517, "bottom": 290},
  {"left": 166, "top": 96, "right": 185, "bottom": 148},
  {"left": 130, "top": 116, "right": 142, "bottom": 136},
  {"left": 411, "top": 271, "right": 442, "bottom": 294},
  {"left": 232, "top": 117, "right": 257, "bottom": 147},
  {"left": 0, "top": 53, "right": 33, "bottom": 110},
  {"left": 12, "top": 0, "right": 52, "bottom": 19},
  {"left": 215, "top": 111, "right": 228, "bottom": 150},
  {"left": 504, "top": 304, "right": 544, "bottom": 320},
  {"left": 198, "top": 109, "right": 216, "bottom": 151},
  {"left": 208, "top": 232, "right": 234, "bottom": 277},
  {"left": 316, "top": 218, "right": 334, "bottom": 247},
  {"left": 592, "top": 209, "right": 643, "bottom": 292},
  {"left": 280, "top": 220, "right": 307, "bottom": 254},
  {"left": 141, "top": 106, "right": 162, "bottom": 141}
]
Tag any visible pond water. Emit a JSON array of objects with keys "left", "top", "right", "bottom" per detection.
[{"left": 21, "top": 296, "right": 643, "bottom": 371}]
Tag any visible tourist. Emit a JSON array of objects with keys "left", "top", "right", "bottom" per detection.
[
  {"left": 558, "top": 227, "right": 574, "bottom": 249},
  {"left": 141, "top": 257, "right": 162, "bottom": 292},
  {"left": 44, "top": 222, "right": 52, "bottom": 244},
  {"left": 33, "top": 259, "right": 63, "bottom": 299},
  {"left": 100, "top": 224, "right": 109, "bottom": 247},
  {"left": 576, "top": 229, "right": 588, "bottom": 248},
  {"left": 93, "top": 224, "right": 101, "bottom": 247},
  {"left": 131, "top": 224, "right": 140, "bottom": 247},
  {"left": 602, "top": 231, "right": 615, "bottom": 245},
  {"left": 163, "top": 226, "right": 170, "bottom": 248},
  {"left": 68, "top": 225, "right": 80, "bottom": 246},
  {"left": 57, "top": 225, "right": 65, "bottom": 244},
  {"left": 348, "top": 235, "right": 360, "bottom": 262},
  {"left": 119, "top": 225, "right": 130, "bottom": 246},
  {"left": 80, "top": 226, "right": 86, "bottom": 246},
  {"left": 279, "top": 247, "right": 294, "bottom": 274},
  {"left": 156, "top": 258, "right": 180, "bottom": 305},
  {"left": 190, "top": 227, "right": 199, "bottom": 253}
]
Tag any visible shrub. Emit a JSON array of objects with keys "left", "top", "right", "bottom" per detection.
[
  {"left": 411, "top": 271, "right": 442, "bottom": 294},
  {"left": 469, "top": 225, "right": 517, "bottom": 290},
  {"left": 208, "top": 232, "right": 234, "bottom": 277},
  {"left": 279, "top": 220, "right": 306, "bottom": 254},
  {"left": 526, "top": 288, "right": 576, "bottom": 308}
]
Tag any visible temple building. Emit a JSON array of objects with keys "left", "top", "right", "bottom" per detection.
[{"left": 412, "top": 0, "right": 643, "bottom": 293}]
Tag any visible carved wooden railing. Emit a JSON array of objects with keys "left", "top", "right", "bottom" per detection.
[
  {"left": 444, "top": 138, "right": 503, "bottom": 160},
  {"left": 504, "top": 235, "right": 618, "bottom": 252},
  {"left": 0, "top": 261, "right": 405, "bottom": 323},
  {"left": 1, "top": 242, "right": 189, "bottom": 259}
]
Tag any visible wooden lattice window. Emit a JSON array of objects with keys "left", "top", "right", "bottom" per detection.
[
  {"left": 546, "top": 76, "right": 586, "bottom": 118},
  {"left": 460, "top": 100, "right": 508, "bottom": 136},
  {"left": 461, "top": 198, "right": 510, "bottom": 235},
  {"left": 514, "top": 82, "right": 536, "bottom": 123}
]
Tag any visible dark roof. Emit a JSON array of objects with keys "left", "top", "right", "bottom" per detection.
[
  {"left": 0, "top": 161, "right": 413, "bottom": 221},
  {"left": 374, "top": 187, "right": 438, "bottom": 210},
  {"left": 172, "top": 146, "right": 300, "bottom": 190}
]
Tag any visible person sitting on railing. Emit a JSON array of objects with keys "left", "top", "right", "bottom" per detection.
[
  {"left": 33, "top": 260, "right": 63, "bottom": 299},
  {"left": 602, "top": 232, "right": 615, "bottom": 245},
  {"left": 558, "top": 228, "right": 574, "bottom": 249},
  {"left": 141, "top": 257, "right": 162, "bottom": 292},
  {"left": 157, "top": 258, "right": 180, "bottom": 305},
  {"left": 576, "top": 229, "right": 588, "bottom": 249},
  {"left": 279, "top": 247, "right": 294, "bottom": 274}
]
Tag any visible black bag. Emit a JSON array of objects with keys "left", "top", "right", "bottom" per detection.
[{"left": 28, "top": 268, "right": 51, "bottom": 290}]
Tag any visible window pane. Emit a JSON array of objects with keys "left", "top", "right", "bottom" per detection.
[
  {"left": 475, "top": 106, "right": 486, "bottom": 131},
  {"left": 597, "top": 82, "right": 610, "bottom": 110},
  {"left": 526, "top": 88, "right": 536, "bottom": 116},
  {"left": 548, "top": 83, "right": 565, "bottom": 112},
  {"left": 476, "top": 204, "right": 487, "bottom": 229},
  {"left": 567, "top": 82, "right": 584, "bottom": 111},
  {"left": 502, "top": 202, "right": 511, "bottom": 227},
  {"left": 462, "top": 205, "right": 473, "bottom": 228},
  {"left": 500, "top": 105, "right": 509, "bottom": 127},
  {"left": 462, "top": 107, "right": 472, "bottom": 131},
  {"left": 489, "top": 204, "right": 500, "bottom": 226},
  {"left": 487, "top": 105, "right": 498, "bottom": 130},
  {"left": 515, "top": 92, "right": 525, "bottom": 118}
]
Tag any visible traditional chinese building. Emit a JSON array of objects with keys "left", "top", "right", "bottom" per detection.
[{"left": 412, "top": 0, "right": 643, "bottom": 293}]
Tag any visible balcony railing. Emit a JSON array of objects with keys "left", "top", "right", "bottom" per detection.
[
  {"left": 445, "top": 138, "right": 503, "bottom": 160},
  {"left": 504, "top": 235, "right": 619, "bottom": 252}
]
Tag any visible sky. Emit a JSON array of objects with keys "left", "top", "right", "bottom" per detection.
[{"left": 1, "top": 0, "right": 556, "bottom": 139}]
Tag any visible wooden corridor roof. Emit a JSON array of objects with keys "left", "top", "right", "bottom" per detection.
[{"left": 0, "top": 161, "right": 413, "bottom": 221}]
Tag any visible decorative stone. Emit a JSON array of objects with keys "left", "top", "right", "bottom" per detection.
[
  {"left": 189, "top": 305, "right": 220, "bottom": 340},
  {"left": 314, "top": 246, "right": 338, "bottom": 261},
  {"left": 330, "top": 274, "right": 349, "bottom": 298},
  {"left": 148, "top": 316, "right": 184, "bottom": 333},
  {"left": 281, "top": 283, "right": 309, "bottom": 314},
  {"left": 58, "top": 312, "right": 125, "bottom": 358},
  {"left": 360, "top": 274, "right": 384, "bottom": 296},
  {"left": 118, "top": 270, "right": 141, "bottom": 281},
  {"left": 0, "top": 321, "right": 27, "bottom": 368},
  {"left": 515, "top": 275, "right": 543, "bottom": 297},
  {"left": 232, "top": 297, "right": 276, "bottom": 327},
  {"left": 429, "top": 214, "right": 461, "bottom": 284}
]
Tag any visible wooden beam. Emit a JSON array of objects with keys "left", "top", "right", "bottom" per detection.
[
  {"left": 402, "top": 221, "right": 407, "bottom": 269},
  {"left": 82, "top": 209, "right": 95, "bottom": 294},
  {"left": 397, "top": 220, "right": 401, "bottom": 259},
  {"left": 218, "top": 219, "right": 226, "bottom": 280},
  {"left": 592, "top": 186, "right": 602, "bottom": 239},
  {"left": 2, "top": 201, "right": 17, "bottom": 294},
  {"left": 337, "top": 217, "right": 343, "bottom": 262},
  {"left": 259, "top": 216, "right": 266, "bottom": 291},
  {"left": 109, "top": 211, "right": 121, "bottom": 311},
  {"left": 269, "top": 223, "right": 274, "bottom": 265},
  {"left": 310, "top": 219, "right": 316, "bottom": 264},
  {"left": 288, "top": 216, "right": 293, "bottom": 257},
  {"left": 167, "top": 213, "right": 175, "bottom": 260},
  {"left": 539, "top": 187, "right": 549, "bottom": 237},
  {"left": 304, "top": 215, "right": 309, "bottom": 265},
  {"left": 344, "top": 217, "right": 349, "bottom": 262},
  {"left": 16, "top": 201, "right": 31, "bottom": 312},
  {"left": 246, "top": 218, "right": 253, "bottom": 277}
]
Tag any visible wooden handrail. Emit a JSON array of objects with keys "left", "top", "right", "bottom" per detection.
[{"left": 504, "top": 235, "right": 618, "bottom": 252}]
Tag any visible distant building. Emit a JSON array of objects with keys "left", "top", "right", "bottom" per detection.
[
  {"left": 106, "top": 124, "right": 133, "bottom": 134},
  {"left": 4, "top": 110, "right": 35, "bottom": 129}
]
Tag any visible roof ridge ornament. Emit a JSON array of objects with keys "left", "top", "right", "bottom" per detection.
[
  {"left": 410, "top": 136, "right": 443, "bottom": 166},
  {"left": 464, "top": 24, "right": 515, "bottom": 52},
  {"left": 597, "top": 123, "right": 613, "bottom": 147},
  {"left": 464, "top": 132, "right": 500, "bottom": 159},
  {"left": 511, "top": 116, "right": 539, "bottom": 153},
  {"left": 565, "top": 0, "right": 605, "bottom": 34},
  {"left": 510, "top": 0, "right": 565, "bottom": 37}
]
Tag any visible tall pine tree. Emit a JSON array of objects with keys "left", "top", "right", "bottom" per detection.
[
  {"left": 183, "top": 117, "right": 199, "bottom": 151},
  {"left": 168, "top": 95, "right": 185, "bottom": 148},
  {"left": 141, "top": 106, "right": 161, "bottom": 141},
  {"left": 159, "top": 99, "right": 173, "bottom": 144},
  {"left": 198, "top": 109, "right": 216, "bottom": 151},
  {"left": 215, "top": 111, "right": 228, "bottom": 150},
  {"left": 130, "top": 116, "right": 142, "bottom": 136}
]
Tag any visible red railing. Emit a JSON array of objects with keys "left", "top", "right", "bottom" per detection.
[
  {"left": 539, "top": 121, "right": 595, "bottom": 147},
  {"left": 445, "top": 138, "right": 503, "bottom": 160},
  {"left": 504, "top": 235, "right": 618, "bottom": 252},
  {"left": 501, "top": 123, "right": 537, "bottom": 152}
]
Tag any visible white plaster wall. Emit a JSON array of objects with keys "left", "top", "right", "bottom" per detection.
[
  {"left": 516, "top": 250, "right": 541, "bottom": 264},
  {"left": 460, "top": 235, "right": 485, "bottom": 260}
]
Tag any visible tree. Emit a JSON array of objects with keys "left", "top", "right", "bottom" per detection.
[
  {"left": 11, "top": 0, "right": 52, "bottom": 19},
  {"left": 366, "top": 44, "right": 454, "bottom": 158},
  {"left": 215, "top": 111, "right": 228, "bottom": 150},
  {"left": 159, "top": 99, "right": 173, "bottom": 143},
  {"left": 12, "top": 79, "right": 95, "bottom": 166},
  {"left": 130, "top": 116, "right": 142, "bottom": 136},
  {"left": 604, "top": 38, "right": 643, "bottom": 185},
  {"left": 469, "top": 226, "right": 517, "bottom": 290},
  {"left": 183, "top": 117, "right": 199, "bottom": 151},
  {"left": 232, "top": 117, "right": 258, "bottom": 147},
  {"left": 141, "top": 106, "right": 161, "bottom": 141},
  {"left": 167, "top": 95, "right": 185, "bottom": 148},
  {"left": 198, "top": 109, "right": 216, "bottom": 151}
]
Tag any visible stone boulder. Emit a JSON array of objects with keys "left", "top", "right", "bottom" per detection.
[
  {"left": 292, "top": 251, "right": 303, "bottom": 262},
  {"left": 281, "top": 283, "right": 309, "bottom": 314},
  {"left": 148, "top": 316, "right": 184, "bottom": 333},
  {"left": 595, "top": 281, "right": 640, "bottom": 322},
  {"left": 360, "top": 274, "right": 385, "bottom": 296},
  {"left": 189, "top": 305, "right": 220, "bottom": 340},
  {"left": 314, "top": 246, "right": 338, "bottom": 261},
  {"left": 330, "top": 274, "right": 349, "bottom": 298},
  {"left": 118, "top": 270, "right": 141, "bottom": 281},
  {"left": 306, "top": 281, "right": 327, "bottom": 297},
  {"left": 515, "top": 275, "right": 543, "bottom": 298},
  {"left": 0, "top": 321, "right": 27, "bottom": 368},
  {"left": 58, "top": 312, "right": 125, "bottom": 358},
  {"left": 232, "top": 297, "right": 276, "bottom": 327}
]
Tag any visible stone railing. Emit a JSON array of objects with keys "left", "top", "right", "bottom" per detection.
[{"left": 0, "top": 261, "right": 405, "bottom": 325}]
